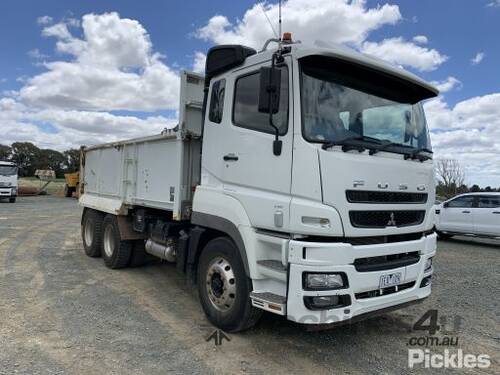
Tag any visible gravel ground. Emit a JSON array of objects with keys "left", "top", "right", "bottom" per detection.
[{"left": 0, "top": 196, "right": 498, "bottom": 374}]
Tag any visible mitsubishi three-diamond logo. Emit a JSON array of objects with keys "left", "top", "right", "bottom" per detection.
[{"left": 387, "top": 212, "right": 397, "bottom": 226}]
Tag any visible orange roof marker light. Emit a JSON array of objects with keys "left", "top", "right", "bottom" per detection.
[{"left": 282, "top": 32, "right": 292, "bottom": 43}]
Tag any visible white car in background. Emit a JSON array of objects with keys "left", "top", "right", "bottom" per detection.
[{"left": 435, "top": 193, "right": 500, "bottom": 239}]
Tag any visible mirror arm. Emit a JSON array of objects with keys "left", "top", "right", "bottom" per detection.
[{"left": 268, "top": 53, "right": 282, "bottom": 156}]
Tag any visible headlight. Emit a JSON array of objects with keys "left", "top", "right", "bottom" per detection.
[
  {"left": 303, "top": 272, "right": 347, "bottom": 290},
  {"left": 424, "top": 257, "right": 433, "bottom": 272}
]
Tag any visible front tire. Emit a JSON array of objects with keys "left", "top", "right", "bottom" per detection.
[
  {"left": 9, "top": 197, "right": 16, "bottom": 203},
  {"left": 101, "top": 215, "right": 132, "bottom": 269},
  {"left": 197, "top": 237, "right": 262, "bottom": 332},
  {"left": 64, "top": 184, "right": 73, "bottom": 197},
  {"left": 82, "top": 209, "right": 103, "bottom": 257}
]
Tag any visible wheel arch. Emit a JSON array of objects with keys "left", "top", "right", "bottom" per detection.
[{"left": 189, "top": 212, "right": 250, "bottom": 280}]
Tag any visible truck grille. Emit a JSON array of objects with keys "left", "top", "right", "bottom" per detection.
[
  {"left": 349, "top": 210, "right": 425, "bottom": 228},
  {"left": 353, "top": 251, "right": 420, "bottom": 272},
  {"left": 346, "top": 190, "right": 427, "bottom": 204}
]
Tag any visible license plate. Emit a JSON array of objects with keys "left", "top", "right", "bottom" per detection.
[{"left": 379, "top": 272, "right": 402, "bottom": 288}]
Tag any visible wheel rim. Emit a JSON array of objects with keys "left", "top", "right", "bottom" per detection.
[
  {"left": 84, "top": 218, "right": 94, "bottom": 246},
  {"left": 103, "top": 224, "right": 115, "bottom": 257},
  {"left": 205, "top": 256, "right": 237, "bottom": 312}
]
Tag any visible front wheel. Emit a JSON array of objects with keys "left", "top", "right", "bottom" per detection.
[
  {"left": 9, "top": 197, "right": 16, "bottom": 203},
  {"left": 64, "top": 184, "right": 73, "bottom": 197},
  {"left": 197, "top": 237, "right": 262, "bottom": 332}
]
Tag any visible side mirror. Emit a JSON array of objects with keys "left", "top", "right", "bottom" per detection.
[
  {"left": 443, "top": 202, "right": 449, "bottom": 208},
  {"left": 258, "top": 66, "right": 281, "bottom": 114}
]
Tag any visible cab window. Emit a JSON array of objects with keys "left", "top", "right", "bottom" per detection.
[
  {"left": 478, "top": 196, "right": 500, "bottom": 208},
  {"left": 447, "top": 196, "right": 474, "bottom": 208},
  {"left": 233, "top": 67, "right": 288, "bottom": 135},
  {"left": 209, "top": 79, "right": 226, "bottom": 124}
]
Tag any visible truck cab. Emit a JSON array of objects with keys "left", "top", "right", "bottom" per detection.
[
  {"left": 0, "top": 161, "right": 18, "bottom": 203},
  {"left": 79, "top": 37, "right": 438, "bottom": 332}
]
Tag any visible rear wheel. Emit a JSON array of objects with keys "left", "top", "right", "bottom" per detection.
[
  {"left": 64, "top": 184, "right": 73, "bottom": 197},
  {"left": 101, "top": 215, "right": 132, "bottom": 269},
  {"left": 197, "top": 237, "right": 262, "bottom": 332},
  {"left": 82, "top": 209, "right": 103, "bottom": 257}
]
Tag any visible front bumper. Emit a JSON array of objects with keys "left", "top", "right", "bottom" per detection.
[
  {"left": 286, "top": 233, "right": 436, "bottom": 324},
  {"left": 0, "top": 188, "right": 15, "bottom": 197}
]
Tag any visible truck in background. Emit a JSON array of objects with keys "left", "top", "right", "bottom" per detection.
[
  {"left": 0, "top": 161, "right": 18, "bottom": 203},
  {"left": 79, "top": 35, "right": 438, "bottom": 332}
]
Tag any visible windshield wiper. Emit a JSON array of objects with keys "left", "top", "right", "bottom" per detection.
[
  {"left": 321, "top": 136, "right": 382, "bottom": 152},
  {"left": 368, "top": 140, "right": 398, "bottom": 155},
  {"left": 404, "top": 147, "right": 433, "bottom": 161}
]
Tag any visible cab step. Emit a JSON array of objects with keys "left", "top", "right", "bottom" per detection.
[
  {"left": 250, "top": 291, "right": 287, "bottom": 316},
  {"left": 256, "top": 260, "right": 287, "bottom": 281}
]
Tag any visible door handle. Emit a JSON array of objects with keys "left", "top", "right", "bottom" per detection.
[
  {"left": 493, "top": 211, "right": 500, "bottom": 214},
  {"left": 223, "top": 154, "right": 239, "bottom": 162},
  {"left": 462, "top": 210, "right": 471, "bottom": 214}
]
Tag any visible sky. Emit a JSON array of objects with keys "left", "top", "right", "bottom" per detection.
[{"left": 0, "top": 0, "right": 499, "bottom": 186}]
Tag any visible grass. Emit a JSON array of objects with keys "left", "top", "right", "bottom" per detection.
[{"left": 19, "top": 177, "right": 66, "bottom": 196}]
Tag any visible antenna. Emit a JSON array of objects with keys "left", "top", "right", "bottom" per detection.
[
  {"left": 259, "top": 3, "right": 278, "bottom": 39},
  {"left": 278, "top": 0, "right": 282, "bottom": 51}
]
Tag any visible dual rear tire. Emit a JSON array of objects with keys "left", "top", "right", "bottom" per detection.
[
  {"left": 81, "top": 210, "right": 134, "bottom": 268},
  {"left": 81, "top": 211, "right": 261, "bottom": 332}
]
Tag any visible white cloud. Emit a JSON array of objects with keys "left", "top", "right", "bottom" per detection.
[
  {"left": 471, "top": 52, "right": 485, "bottom": 65},
  {"left": 27, "top": 48, "right": 48, "bottom": 60},
  {"left": 412, "top": 35, "right": 428, "bottom": 44},
  {"left": 361, "top": 37, "right": 448, "bottom": 72},
  {"left": 37, "top": 15, "right": 53, "bottom": 25},
  {"left": 0, "top": 97, "right": 176, "bottom": 150},
  {"left": 487, "top": 0, "right": 500, "bottom": 7},
  {"left": 42, "top": 22, "right": 73, "bottom": 40},
  {"left": 430, "top": 76, "right": 462, "bottom": 93},
  {"left": 21, "top": 12, "right": 180, "bottom": 112},
  {"left": 425, "top": 94, "right": 500, "bottom": 186},
  {"left": 195, "top": 0, "right": 402, "bottom": 49},
  {"left": 196, "top": 1, "right": 447, "bottom": 73},
  {"left": 192, "top": 51, "right": 206, "bottom": 74},
  {"left": 2, "top": 12, "right": 180, "bottom": 150}
]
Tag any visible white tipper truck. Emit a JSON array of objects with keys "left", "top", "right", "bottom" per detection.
[
  {"left": 0, "top": 161, "right": 18, "bottom": 203},
  {"left": 79, "top": 36, "right": 438, "bottom": 332}
]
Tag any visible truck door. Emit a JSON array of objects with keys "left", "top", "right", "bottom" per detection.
[
  {"left": 440, "top": 195, "right": 475, "bottom": 233},
  {"left": 204, "top": 59, "right": 293, "bottom": 231},
  {"left": 472, "top": 195, "right": 500, "bottom": 236}
]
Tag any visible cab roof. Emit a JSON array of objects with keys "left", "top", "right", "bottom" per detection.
[{"left": 242, "top": 41, "right": 439, "bottom": 97}]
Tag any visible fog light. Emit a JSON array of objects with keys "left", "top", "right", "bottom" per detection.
[
  {"left": 304, "top": 272, "right": 347, "bottom": 290},
  {"left": 304, "top": 295, "right": 351, "bottom": 310},
  {"left": 420, "top": 275, "right": 432, "bottom": 288},
  {"left": 11, "top": 187, "right": 17, "bottom": 195},
  {"left": 424, "top": 257, "right": 433, "bottom": 273}
]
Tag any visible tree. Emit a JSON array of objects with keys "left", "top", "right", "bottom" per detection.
[
  {"left": 435, "top": 159, "right": 465, "bottom": 198},
  {"left": 0, "top": 144, "right": 12, "bottom": 160},
  {"left": 63, "top": 148, "right": 80, "bottom": 173},
  {"left": 10, "top": 142, "right": 40, "bottom": 176},
  {"left": 36, "top": 149, "right": 66, "bottom": 177},
  {"left": 470, "top": 184, "right": 480, "bottom": 192}
]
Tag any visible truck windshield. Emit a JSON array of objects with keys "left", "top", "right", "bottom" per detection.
[
  {"left": 300, "top": 58, "right": 432, "bottom": 152},
  {"left": 0, "top": 166, "right": 18, "bottom": 176}
]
